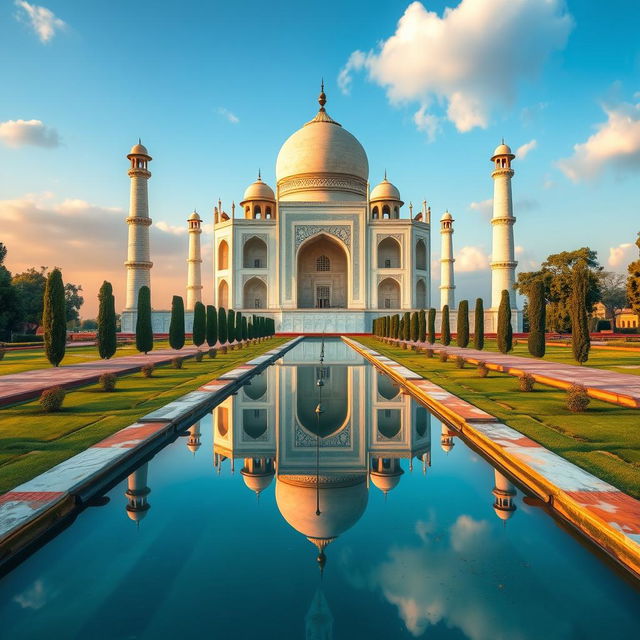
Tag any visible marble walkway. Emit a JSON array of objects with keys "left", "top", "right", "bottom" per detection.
[
  {"left": 390, "top": 338, "right": 640, "bottom": 408},
  {"left": 0, "top": 345, "right": 206, "bottom": 407}
]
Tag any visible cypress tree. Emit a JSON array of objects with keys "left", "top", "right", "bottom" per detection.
[
  {"left": 428, "top": 308, "right": 436, "bottom": 344},
  {"left": 236, "top": 311, "right": 243, "bottom": 342},
  {"left": 97, "top": 280, "right": 117, "bottom": 360},
  {"left": 135, "top": 285, "right": 153, "bottom": 354},
  {"left": 497, "top": 290, "right": 513, "bottom": 354},
  {"left": 391, "top": 314, "right": 399, "bottom": 339},
  {"left": 403, "top": 312, "right": 411, "bottom": 341},
  {"left": 457, "top": 300, "right": 469, "bottom": 348},
  {"left": 169, "top": 295, "right": 185, "bottom": 350},
  {"left": 206, "top": 305, "right": 218, "bottom": 346},
  {"left": 571, "top": 263, "right": 590, "bottom": 364},
  {"left": 527, "top": 280, "right": 546, "bottom": 358},
  {"left": 218, "top": 307, "right": 228, "bottom": 344},
  {"left": 474, "top": 298, "right": 484, "bottom": 350},
  {"left": 248, "top": 319, "right": 254, "bottom": 340},
  {"left": 242, "top": 315, "right": 248, "bottom": 341},
  {"left": 192, "top": 301, "right": 206, "bottom": 348},
  {"left": 410, "top": 311, "right": 419, "bottom": 342},
  {"left": 441, "top": 305, "right": 451, "bottom": 346},
  {"left": 227, "top": 309, "right": 236, "bottom": 343},
  {"left": 43, "top": 268, "right": 66, "bottom": 366},
  {"left": 418, "top": 309, "right": 426, "bottom": 343}
]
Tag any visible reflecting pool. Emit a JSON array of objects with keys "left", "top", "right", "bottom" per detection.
[{"left": 0, "top": 339, "right": 638, "bottom": 639}]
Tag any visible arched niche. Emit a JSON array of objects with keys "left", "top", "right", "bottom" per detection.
[
  {"left": 416, "top": 239, "right": 427, "bottom": 270},
  {"left": 416, "top": 279, "right": 427, "bottom": 309},
  {"left": 243, "top": 237, "right": 267, "bottom": 268},
  {"left": 378, "top": 277, "right": 400, "bottom": 310},
  {"left": 243, "top": 277, "right": 266, "bottom": 309},
  {"left": 244, "top": 371, "right": 267, "bottom": 400},
  {"left": 218, "top": 279, "right": 229, "bottom": 308},
  {"left": 377, "top": 408, "right": 401, "bottom": 439},
  {"left": 378, "top": 237, "right": 401, "bottom": 268},
  {"left": 218, "top": 240, "right": 229, "bottom": 270},
  {"left": 243, "top": 409, "right": 267, "bottom": 439},
  {"left": 217, "top": 406, "right": 229, "bottom": 436},
  {"left": 296, "top": 233, "right": 348, "bottom": 309},
  {"left": 377, "top": 371, "right": 399, "bottom": 400}
]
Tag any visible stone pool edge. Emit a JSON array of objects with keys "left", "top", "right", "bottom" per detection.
[
  {"left": 343, "top": 336, "right": 640, "bottom": 581},
  {"left": 0, "top": 337, "right": 304, "bottom": 571}
]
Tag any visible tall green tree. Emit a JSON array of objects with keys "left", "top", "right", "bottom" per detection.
[
  {"left": 418, "top": 309, "right": 426, "bottom": 343},
  {"left": 441, "top": 305, "right": 451, "bottom": 346},
  {"left": 428, "top": 308, "right": 436, "bottom": 344},
  {"left": 0, "top": 243, "right": 21, "bottom": 341},
  {"left": 627, "top": 234, "right": 640, "bottom": 322},
  {"left": 97, "top": 281, "right": 117, "bottom": 359},
  {"left": 64, "top": 282, "right": 84, "bottom": 326},
  {"left": 192, "top": 301, "right": 206, "bottom": 348},
  {"left": 241, "top": 315, "right": 248, "bottom": 341},
  {"left": 571, "top": 263, "right": 591, "bottom": 364},
  {"left": 12, "top": 266, "right": 47, "bottom": 332},
  {"left": 248, "top": 319, "right": 254, "bottom": 340},
  {"left": 218, "top": 307, "right": 228, "bottom": 345},
  {"left": 235, "top": 311, "right": 243, "bottom": 342},
  {"left": 135, "top": 285, "right": 153, "bottom": 354},
  {"left": 517, "top": 247, "right": 601, "bottom": 332},
  {"left": 474, "top": 298, "right": 484, "bottom": 350},
  {"left": 497, "top": 290, "right": 513, "bottom": 353},
  {"left": 206, "top": 305, "right": 218, "bottom": 346},
  {"left": 403, "top": 312, "right": 411, "bottom": 341},
  {"left": 457, "top": 300, "right": 469, "bottom": 348},
  {"left": 227, "top": 309, "right": 236, "bottom": 343},
  {"left": 169, "top": 295, "right": 185, "bottom": 350},
  {"left": 391, "top": 314, "right": 399, "bottom": 339},
  {"left": 410, "top": 311, "right": 419, "bottom": 342},
  {"left": 43, "top": 268, "right": 66, "bottom": 366},
  {"left": 527, "top": 279, "right": 546, "bottom": 358}
]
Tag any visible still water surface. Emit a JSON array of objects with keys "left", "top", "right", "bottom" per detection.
[{"left": 0, "top": 339, "right": 638, "bottom": 639}]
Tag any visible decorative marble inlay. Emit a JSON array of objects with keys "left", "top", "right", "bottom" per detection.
[
  {"left": 279, "top": 175, "right": 366, "bottom": 198},
  {"left": 295, "top": 424, "right": 351, "bottom": 447},
  {"left": 295, "top": 224, "right": 352, "bottom": 250}
]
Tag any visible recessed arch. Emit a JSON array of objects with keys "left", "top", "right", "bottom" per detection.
[
  {"left": 243, "top": 276, "right": 267, "bottom": 309},
  {"left": 377, "top": 371, "right": 399, "bottom": 400},
  {"left": 378, "top": 237, "right": 401, "bottom": 268},
  {"left": 244, "top": 371, "right": 267, "bottom": 400},
  {"left": 296, "top": 233, "right": 349, "bottom": 309},
  {"left": 416, "top": 278, "right": 427, "bottom": 309},
  {"left": 217, "top": 406, "right": 229, "bottom": 436},
  {"left": 378, "top": 277, "right": 400, "bottom": 309},
  {"left": 243, "top": 409, "right": 267, "bottom": 439},
  {"left": 377, "top": 408, "right": 401, "bottom": 439},
  {"left": 416, "top": 239, "right": 427, "bottom": 270},
  {"left": 243, "top": 236, "right": 267, "bottom": 268},
  {"left": 218, "top": 240, "right": 229, "bottom": 270},
  {"left": 218, "top": 279, "right": 229, "bottom": 308}
]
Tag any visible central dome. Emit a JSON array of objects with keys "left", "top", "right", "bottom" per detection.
[{"left": 276, "top": 88, "right": 369, "bottom": 202}]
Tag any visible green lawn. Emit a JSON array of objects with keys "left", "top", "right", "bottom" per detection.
[
  {"left": 480, "top": 339, "right": 640, "bottom": 376},
  {"left": 0, "top": 338, "right": 288, "bottom": 493},
  {"left": 360, "top": 337, "right": 640, "bottom": 499},
  {"left": 0, "top": 340, "right": 177, "bottom": 376}
]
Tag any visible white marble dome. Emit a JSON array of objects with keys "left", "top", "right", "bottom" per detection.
[
  {"left": 370, "top": 177, "right": 401, "bottom": 202},
  {"left": 241, "top": 177, "right": 275, "bottom": 203},
  {"left": 129, "top": 142, "right": 149, "bottom": 157},
  {"left": 492, "top": 142, "right": 514, "bottom": 158}
]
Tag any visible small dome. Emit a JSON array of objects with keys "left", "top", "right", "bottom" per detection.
[
  {"left": 491, "top": 142, "right": 514, "bottom": 159},
  {"left": 188, "top": 211, "right": 201, "bottom": 221},
  {"left": 241, "top": 470, "right": 274, "bottom": 495},
  {"left": 370, "top": 177, "right": 401, "bottom": 202},
  {"left": 129, "top": 142, "right": 149, "bottom": 157},
  {"left": 126, "top": 504, "right": 150, "bottom": 522},
  {"left": 241, "top": 177, "right": 275, "bottom": 204},
  {"left": 441, "top": 210, "right": 453, "bottom": 221},
  {"left": 370, "top": 470, "right": 403, "bottom": 493},
  {"left": 494, "top": 504, "right": 516, "bottom": 521}
]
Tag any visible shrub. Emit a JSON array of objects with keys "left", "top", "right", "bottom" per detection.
[
  {"left": 141, "top": 364, "right": 154, "bottom": 378},
  {"left": 477, "top": 361, "right": 489, "bottom": 378},
  {"left": 566, "top": 384, "right": 590, "bottom": 412},
  {"left": 40, "top": 386, "right": 65, "bottom": 412},
  {"left": 455, "top": 356, "right": 465, "bottom": 368},
  {"left": 219, "top": 346, "right": 227, "bottom": 354},
  {"left": 99, "top": 373, "right": 117, "bottom": 392},
  {"left": 439, "top": 351, "right": 448, "bottom": 362},
  {"left": 519, "top": 373, "right": 535, "bottom": 392},
  {"left": 425, "top": 348, "right": 434, "bottom": 358},
  {"left": 195, "top": 351, "right": 204, "bottom": 362},
  {"left": 171, "top": 357, "right": 184, "bottom": 369},
  {"left": 208, "top": 348, "right": 217, "bottom": 359},
  {"left": 400, "top": 342, "right": 408, "bottom": 350}
]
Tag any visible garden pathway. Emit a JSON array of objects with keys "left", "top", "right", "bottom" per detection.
[{"left": 392, "top": 338, "right": 640, "bottom": 408}]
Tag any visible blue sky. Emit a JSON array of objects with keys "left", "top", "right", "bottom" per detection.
[{"left": 1, "top": 0, "right": 639, "bottom": 315}]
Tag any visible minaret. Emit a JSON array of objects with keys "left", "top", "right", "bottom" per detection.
[
  {"left": 125, "top": 463, "right": 151, "bottom": 524},
  {"left": 439, "top": 211, "right": 455, "bottom": 309},
  {"left": 124, "top": 141, "right": 153, "bottom": 311},
  {"left": 492, "top": 469, "right": 517, "bottom": 521},
  {"left": 186, "top": 211, "right": 203, "bottom": 309},
  {"left": 186, "top": 420, "right": 201, "bottom": 454},
  {"left": 490, "top": 142, "right": 518, "bottom": 310}
]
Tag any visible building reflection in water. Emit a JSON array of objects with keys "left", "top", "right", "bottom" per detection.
[{"left": 124, "top": 462, "right": 151, "bottom": 524}]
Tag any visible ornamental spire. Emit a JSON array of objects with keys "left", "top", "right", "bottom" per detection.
[{"left": 318, "top": 79, "right": 327, "bottom": 111}]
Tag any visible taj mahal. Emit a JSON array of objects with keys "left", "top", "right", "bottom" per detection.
[{"left": 120, "top": 86, "right": 522, "bottom": 334}]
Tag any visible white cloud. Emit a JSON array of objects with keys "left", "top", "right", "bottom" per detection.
[
  {"left": 0, "top": 119, "right": 60, "bottom": 148},
  {"left": 557, "top": 99, "right": 640, "bottom": 181},
  {"left": 516, "top": 139, "right": 537, "bottom": 159},
  {"left": 608, "top": 243, "right": 636, "bottom": 268},
  {"left": 0, "top": 194, "right": 212, "bottom": 317},
  {"left": 456, "top": 246, "right": 489, "bottom": 272},
  {"left": 338, "top": 0, "right": 572, "bottom": 134},
  {"left": 216, "top": 107, "right": 239, "bottom": 124},
  {"left": 515, "top": 245, "right": 538, "bottom": 270},
  {"left": 413, "top": 104, "right": 440, "bottom": 141},
  {"left": 469, "top": 198, "right": 492, "bottom": 218},
  {"left": 15, "top": 1, "right": 66, "bottom": 43}
]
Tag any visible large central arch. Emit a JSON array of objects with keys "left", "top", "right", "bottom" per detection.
[{"left": 296, "top": 233, "right": 349, "bottom": 309}]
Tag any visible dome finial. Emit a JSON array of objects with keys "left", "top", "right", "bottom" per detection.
[
  {"left": 384, "top": 168, "right": 387, "bottom": 181},
  {"left": 318, "top": 79, "right": 327, "bottom": 111},
  {"left": 258, "top": 168, "right": 261, "bottom": 180},
  {"left": 138, "top": 137, "right": 141, "bottom": 145}
]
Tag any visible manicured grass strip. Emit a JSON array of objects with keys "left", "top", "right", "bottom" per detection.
[
  {"left": 360, "top": 337, "right": 640, "bottom": 499},
  {"left": 0, "top": 340, "right": 175, "bottom": 376},
  {"left": 0, "top": 339, "right": 287, "bottom": 493}
]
